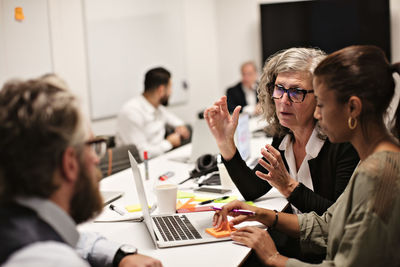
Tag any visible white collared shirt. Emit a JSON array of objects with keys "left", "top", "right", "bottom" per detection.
[
  {"left": 278, "top": 128, "right": 325, "bottom": 213},
  {"left": 116, "top": 95, "right": 184, "bottom": 159},
  {"left": 3, "top": 198, "right": 120, "bottom": 267}
]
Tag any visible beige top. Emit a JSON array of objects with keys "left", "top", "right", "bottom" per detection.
[{"left": 286, "top": 151, "right": 400, "bottom": 267}]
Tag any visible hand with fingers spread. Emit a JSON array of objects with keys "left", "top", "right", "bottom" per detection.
[
  {"left": 231, "top": 226, "right": 286, "bottom": 266},
  {"left": 212, "top": 200, "right": 258, "bottom": 229},
  {"left": 203, "top": 96, "right": 242, "bottom": 160},
  {"left": 255, "top": 144, "right": 299, "bottom": 198}
]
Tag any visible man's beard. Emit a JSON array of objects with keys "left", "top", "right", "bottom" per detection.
[
  {"left": 69, "top": 163, "right": 104, "bottom": 224},
  {"left": 160, "top": 95, "right": 169, "bottom": 106}
]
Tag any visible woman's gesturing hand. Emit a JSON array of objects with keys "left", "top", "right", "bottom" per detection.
[
  {"left": 256, "top": 144, "right": 299, "bottom": 198},
  {"left": 203, "top": 96, "right": 241, "bottom": 160}
]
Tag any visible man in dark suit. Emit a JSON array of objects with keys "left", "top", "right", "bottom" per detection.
[{"left": 226, "top": 61, "right": 259, "bottom": 114}]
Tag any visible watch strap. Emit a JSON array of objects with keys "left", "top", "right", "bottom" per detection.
[{"left": 112, "top": 246, "right": 137, "bottom": 267}]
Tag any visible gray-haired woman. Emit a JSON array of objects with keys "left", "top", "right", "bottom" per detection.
[{"left": 205, "top": 47, "right": 358, "bottom": 215}]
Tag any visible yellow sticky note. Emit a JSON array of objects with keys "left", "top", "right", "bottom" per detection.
[
  {"left": 245, "top": 201, "right": 255, "bottom": 206},
  {"left": 125, "top": 204, "right": 151, "bottom": 212},
  {"left": 177, "top": 191, "right": 195, "bottom": 199}
]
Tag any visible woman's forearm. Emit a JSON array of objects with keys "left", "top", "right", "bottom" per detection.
[
  {"left": 256, "top": 208, "right": 300, "bottom": 238},
  {"left": 217, "top": 138, "right": 236, "bottom": 160}
]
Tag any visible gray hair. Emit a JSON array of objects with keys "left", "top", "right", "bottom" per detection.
[{"left": 257, "top": 47, "right": 326, "bottom": 137}]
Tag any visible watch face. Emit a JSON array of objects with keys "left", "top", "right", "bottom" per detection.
[{"left": 120, "top": 244, "right": 137, "bottom": 254}]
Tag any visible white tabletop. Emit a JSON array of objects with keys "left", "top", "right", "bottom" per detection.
[{"left": 80, "top": 124, "right": 288, "bottom": 267}]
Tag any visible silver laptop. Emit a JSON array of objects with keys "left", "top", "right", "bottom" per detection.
[
  {"left": 128, "top": 151, "right": 231, "bottom": 248},
  {"left": 190, "top": 118, "right": 220, "bottom": 162},
  {"left": 235, "top": 113, "right": 251, "bottom": 161}
]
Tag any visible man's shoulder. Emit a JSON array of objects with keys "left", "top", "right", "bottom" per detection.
[
  {"left": 119, "top": 96, "right": 144, "bottom": 116},
  {"left": 227, "top": 82, "right": 243, "bottom": 93},
  {"left": 122, "top": 96, "right": 142, "bottom": 109},
  {"left": 3, "top": 241, "right": 89, "bottom": 267}
]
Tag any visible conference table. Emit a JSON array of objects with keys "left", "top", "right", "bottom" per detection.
[{"left": 79, "top": 118, "right": 288, "bottom": 266}]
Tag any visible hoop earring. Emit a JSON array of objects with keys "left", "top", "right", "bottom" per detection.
[{"left": 348, "top": 117, "right": 357, "bottom": 130}]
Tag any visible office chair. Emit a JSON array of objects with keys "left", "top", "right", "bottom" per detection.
[{"left": 99, "top": 144, "right": 141, "bottom": 178}]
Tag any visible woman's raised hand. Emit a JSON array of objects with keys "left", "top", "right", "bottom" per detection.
[{"left": 203, "top": 96, "right": 241, "bottom": 160}]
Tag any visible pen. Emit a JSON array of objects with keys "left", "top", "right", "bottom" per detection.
[
  {"left": 143, "top": 151, "right": 149, "bottom": 180},
  {"left": 109, "top": 204, "right": 125, "bottom": 216},
  {"left": 198, "top": 196, "right": 229, "bottom": 205},
  {"left": 158, "top": 171, "right": 174, "bottom": 181},
  {"left": 211, "top": 206, "right": 255, "bottom": 215}
]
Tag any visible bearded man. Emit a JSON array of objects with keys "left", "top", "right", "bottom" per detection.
[
  {"left": 116, "top": 67, "right": 191, "bottom": 159},
  {"left": 0, "top": 79, "right": 162, "bottom": 267}
]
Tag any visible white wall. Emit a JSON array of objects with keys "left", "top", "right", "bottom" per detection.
[
  {"left": 167, "top": 0, "right": 221, "bottom": 124},
  {"left": 47, "top": 0, "right": 90, "bottom": 116},
  {"left": 216, "top": 0, "right": 262, "bottom": 92},
  {"left": 0, "top": 0, "right": 53, "bottom": 84},
  {"left": 1, "top": 0, "right": 400, "bottom": 135}
]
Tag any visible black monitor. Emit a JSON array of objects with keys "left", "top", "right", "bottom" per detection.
[{"left": 260, "top": 0, "right": 391, "bottom": 62}]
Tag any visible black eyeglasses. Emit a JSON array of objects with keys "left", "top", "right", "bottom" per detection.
[
  {"left": 270, "top": 84, "right": 314, "bottom": 103},
  {"left": 85, "top": 137, "right": 107, "bottom": 158}
]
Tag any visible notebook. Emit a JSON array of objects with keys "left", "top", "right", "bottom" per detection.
[
  {"left": 101, "top": 191, "right": 123, "bottom": 205},
  {"left": 128, "top": 151, "right": 231, "bottom": 248}
]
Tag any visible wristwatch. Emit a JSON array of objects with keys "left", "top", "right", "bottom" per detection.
[{"left": 112, "top": 244, "right": 138, "bottom": 267}]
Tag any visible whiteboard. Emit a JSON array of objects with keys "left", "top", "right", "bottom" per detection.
[{"left": 84, "top": 0, "right": 188, "bottom": 120}]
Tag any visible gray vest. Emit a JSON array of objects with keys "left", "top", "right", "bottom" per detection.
[{"left": 0, "top": 202, "right": 65, "bottom": 264}]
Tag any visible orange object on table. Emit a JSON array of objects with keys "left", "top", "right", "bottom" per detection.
[
  {"left": 176, "top": 197, "right": 196, "bottom": 210},
  {"left": 205, "top": 221, "right": 237, "bottom": 238}
]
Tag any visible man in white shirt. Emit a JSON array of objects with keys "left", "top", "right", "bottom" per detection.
[
  {"left": 116, "top": 67, "right": 190, "bottom": 159},
  {"left": 226, "top": 61, "right": 260, "bottom": 115},
  {"left": 0, "top": 78, "right": 162, "bottom": 267}
]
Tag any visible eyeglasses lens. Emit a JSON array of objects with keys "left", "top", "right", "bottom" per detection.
[
  {"left": 273, "top": 85, "right": 304, "bottom": 103},
  {"left": 92, "top": 141, "right": 107, "bottom": 158}
]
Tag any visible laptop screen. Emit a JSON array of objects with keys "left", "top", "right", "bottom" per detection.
[
  {"left": 235, "top": 113, "right": 251, "bottom": 160},
  {"left": 128, "top": 151, "right": 157, "bottom": 243},
  {"left": 190, "top": 119, "right": 220, "bottom": 162}
]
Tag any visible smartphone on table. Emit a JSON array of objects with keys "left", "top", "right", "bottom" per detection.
[{"left": 194, "top": 187, "right": 231, "bottom": 194}]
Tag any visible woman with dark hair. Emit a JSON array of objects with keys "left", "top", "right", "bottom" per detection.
[{"left": 213, "top": 45, "right": 400, "bottom": 266}]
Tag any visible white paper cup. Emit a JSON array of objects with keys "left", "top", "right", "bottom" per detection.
[
  {"left": 154, "top": 184, "right": 178, "bottom": 214},
  {"left": 218, "top": 163, "right": 236, "bottom": 190}
]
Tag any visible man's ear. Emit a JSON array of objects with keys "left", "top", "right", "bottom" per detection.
[
  {"left": 156, "top": 84, "right": 166, "bottom": 95},
  {"left": 61, "top": 147, "right": 79, "bottom": 183},
  {"left": 347, "top": 96, "right": 362, "bottom": 118}
]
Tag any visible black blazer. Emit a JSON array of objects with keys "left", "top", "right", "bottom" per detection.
[
  {"left": 222, "top": 136, "right": 359, "bottom": 215},
  {"left": 226, "top": 82, "right": 258, "bottom": 113}
]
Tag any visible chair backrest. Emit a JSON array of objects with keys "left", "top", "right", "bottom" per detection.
[{"left": 99, "top": 144, "right": 141, "bottom": 178}]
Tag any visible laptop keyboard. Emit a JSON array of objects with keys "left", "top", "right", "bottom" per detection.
[{"left": 153, "top": 215, "right": 202, "bottom": 242}]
